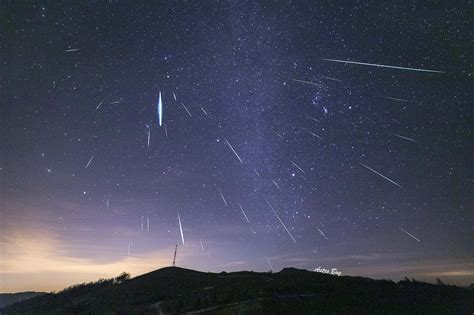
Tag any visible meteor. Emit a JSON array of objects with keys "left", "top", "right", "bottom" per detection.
[
  {"left": 158, "top": 92, "right": 163, "bottom": 126},
  {"left": 400, "top": 227, "right": 420, "bottom": 242},
  {"left": 389, "top": 132, "right": 416, "bottom": 142},
  {"left": 173, "top": 92, "right": 177, "bottom": 101},
  {"left": 274, "top": 130, "right": 284, "bottom": 140},
  {"left": 127, "top": 241, "right": 131, "bottom": 256},
  {"left": 264, "top": 196, "right": 297, "bottom": 244},
  {"left": 317, "top": 227, "right": 328, "bottom": 240},
  {"left": 201, "top": 106, "right": 208, "bottom": 116},
  {"left": 95, "top": 99, "right": 105, "bottom": 111},
  {"left": 292, "top": 78, "right": 323, "bottom": 87},
  {"left": 266, "top": 258, "right": 274, "bottom": 271},
  {"left": 65, "top": 48, "right": 80, "bottom": 52},
  {"left": 238, "top": 203, "right": 250, "bottom": 223},
  {"left": 164, "top": 124, "right": 168, "bottom": 138},
  {"left": 359, "top": 162, "right": 402, "bottom": 188},
  {"left": 384, "top": 96, "right": 413, "bottom": 103},
  {"left": 253, "top": 169, "right": 261, "bottom": 177},
  {"left": 322, "top": 58, "right": 445, "bottom": 73},
  {"left": 305, "top": 129, "right": 323, "bottom": 140},
  {"left": 218, "top": 188, "right": 228, "bottom": 207},
  {"left": 290, "top": 160, "right": 305, "bottom": 174},
  {"left": 271, "top": 179, "right": 281, "bottom": 190},
  {"left": 178, "top": 212, "right": 184, "bottom": 245},
  {"left": 147, "top": 129, "right": 151, "bottom": 148},
  {"left": 200, "top": 240, "right": 204, "bottom": 251},
  {"left": 181, "top": 102, "right": 192, "bottom": 117},
  {"left": 305, "top": 114, "right": 320, "bottom": 123},
  {"left": 85, "top": 155, "right": 94, "bottom": 169},
  {"left": 224, "top": 138, "right": 243, "bottom": 164}
]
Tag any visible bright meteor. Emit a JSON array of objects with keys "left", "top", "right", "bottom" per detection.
[
  {"left": 322, "top": 58, "right": 445, "bottom": 73},
  {"left": 157, "top": 92, "right": 163, "bottom": 126}
]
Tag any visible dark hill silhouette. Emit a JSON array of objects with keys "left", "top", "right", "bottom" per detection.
[
  {"left": 0, "top": 292, "right": 45, "bottom": 310},
  {"left": 2, "top": 267, "right": 472, "bottom": 314}
]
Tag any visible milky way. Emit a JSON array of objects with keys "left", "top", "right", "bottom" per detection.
[{"left": 2, "top": 2, "right": 472, "bottom": 291}]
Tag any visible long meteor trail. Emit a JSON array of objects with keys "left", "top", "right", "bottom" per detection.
[
  {"left": 218, "top": 188, "right": 228, "bottom": 207},
  {"left": 147, "top": 129, "right": 151, "bottom": 148},
  {"left": 292, "top": 79, "right": 323, "bottom": 87},
  {"left": 360, "top": 162, "right": 402, "bottom": 188},
  {"left": 322, "top": 58, "right": 445, "bottom": 73},
  {"left": 291, "top": 160, "right": 305, "bottom": 174},
  {"left": 390, "top": 132, "right": 416, "bottom": 142},
  {"left": 264, "top": 197, "right": 297, "bottom": 244},
  {"left": 178, "top": 212, "right": 184, "bottom": 245},
  {"left": 400, "top": 227, "right": 420, "bottom": 242},
  {"left": 158, "top": 92, "right": 163, "bottom": 126},
  {"left": 224, "top": 138, "right": 243, "bottom": 164},
  {"left": 95, "top": 99, "right": 105, "bottom": 111},
  {"left": 238, "top": 203, "right": 250, "bottom": 223}
]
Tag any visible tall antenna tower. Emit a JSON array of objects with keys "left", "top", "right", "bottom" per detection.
[{"left": 172, "top": 244, "right": 178, "bottom": 266}]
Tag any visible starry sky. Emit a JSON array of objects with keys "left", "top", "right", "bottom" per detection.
[{"left": 2, "top": 2, "right": 473, "bottom": 292}]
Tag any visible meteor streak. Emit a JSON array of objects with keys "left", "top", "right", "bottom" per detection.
[
  {"left": 218, "top": 188, "right": 228, "bottom": 207},
  {"left": 127, "top": 241, "right": 131, "bottom": 256},
  {"left": 290, "top": 160, "right": 305, "bottom": 173},
  {"left": 158, "top": 92, "right": 163, "bottom": 126},
  {"left": 173, "top": 92, "right": 177, "bottom": 101},
  {"left": 238, "top": 203, "right": 250, "bottom": 223},
  {"left": 200, "top": 240, "right": 204, "bottom": 251},
  {"left": 147, "top": 129, "right": 151, "bottom": 148},
  {"left": 292, "top": 78, "right": 323, "bottom": 87},
  {"left": 400, "top": 227, "right": 420, "bottom": 242},
  {"left": 305, "top": 129, "right": 323, "bottom": 140},
  {"left": 224, "top": 138, "right": 243, "bottom": 164},
  {"left": 359, "top": 162, "right": 402, "bottom": 188},
  {"left": 95, "top": 99, "right": 105, "bottom": 111},
  {"left": 201, "top": 106, "right": 208, "bottom": 116},
  {"left": 305, "top": 114, "right": 320, "bottom": 123},
  {"left": 322, "top": 58, "right": 445, "bottom": 73},
  {"left": 271, "top": 179, "right": 281, "bottom": 190},
  {"left": 181, "top": 102, "right": 192, "bottom": 117},
  {"left": 390, "top": 132, "right": 416, "bottom": 142},
  {"left": 274, "top": 130, "right": 284, "bottom": 140},
  {"left": 384, "top": 96, "right": 413, "bottom": 103},
  {"left": 85, "top": 155, "right": 94, "bottom": 169},
  {"left": 266, "top": 258, "right": 274, "bottom": 271},
  {"left": 178, "top": 212, "right": 184, "bottom": 245},
  {"left": 264, "top": 197, "right": 297, "bottom": 244},
  {"left": 65, "top": 48, "right": 80, "bottom": 52},
  {"left": 317, "top": 227, "right": 328, "bottom": 240}
]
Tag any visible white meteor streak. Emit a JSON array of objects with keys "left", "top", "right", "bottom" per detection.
[
  {"left": 290, "top": 160, "right": 305, "bottom": 174},
  {"left": 106, "top": 198, "right": 110, "bottom": 210},
  {"left": 158, "top": 92, "right": 163, "bottom": 126},
  {"left": 305, "top": 129, "right": 323, "bottom": 140},
  {"left": 274, "top": 130, "right": 284, "bottom": 140},
  {"left": 173, "top": 92, "right": 177, "bottom": 101},
  {"left": 238, "top": 203, "right": 250, "bottom": 223},
  {"left": 224, "top": 138, "right": 243, "bottom": 164},
  {"left": 147, "top": 216, "right": 150, "bottom": 232},
  {"left": 181, "top": 103, "right": 192, "bottom": 117},
  {"left": 110, "top": 100, "right": 121, "bottom": 104},
  {"left": 127, "top": 241, "right": 131, "bottom": 256},
  {"left": 201, "top": 106, "right": 208, "bottom": 116},
  {"left": 292, "top": 78, "right": 323, "bottom": 87},
  {"left": 164, "top": 124, "right": 168, "bottom": 138},
  {"left": 317, "top": 227, "right": 328, "bottom": 240},
  {"left": 266, "top": 258, "right": 274, "bottom": 271},
  {"left": 305, "top": 114, "right": 320, "bottom": 123},
  {"left": 264, "top": 197, "right": 297, "bottom": 244},
  {"left": 321, "top": 76, "right": 342, "bottom": 82},
  {"left": 147, "top": 129, "right": 151, "bottom": 148},
  {"left": 200, "top": 240, "right": 204, "bottom": 251},
  {"left": 359, "top": 162, "right": 402, "bottom": 188},
  {"left": 384, "top": 96, "right": 413, "bottom": 103},
  {"left": 141, "top": 216, "right": 144, "bottom": 231},
  {"left": 322, "top": 58, "right": 445, "bottom": 73},
  {"left": 390, "top": 132, "right": 416, "bottom": 142},
  {"left": 95, "top": 99, "right": 105, "bottom": 111},
  {"left": 400, "top": 227, "right": 420, "bottom": 242},
  {"left": 178, "top": 212, "right": 184, "bottom": 245},
  {"left": 253, "top": 169, "right": 261, "bottom": 177},
  {"left": 85, "top": 155, "right": 94, "bottom": 169},
  {"left": 218, "top": 188, "right": 228, "bottom": 207},
  {"left": 271, "top": 179, "right": 281, "bottom": 190},
  {"left": 65, "top": 48, "right": 80, "bottom": 52}
]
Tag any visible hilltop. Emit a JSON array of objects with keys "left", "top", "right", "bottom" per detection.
[{"left": 2, "top": 267, "right": 472, "bottom": 314}]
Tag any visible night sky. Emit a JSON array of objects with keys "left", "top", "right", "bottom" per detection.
[{"left": 2, "top": 2, "right": 473, "bottom": 292}]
